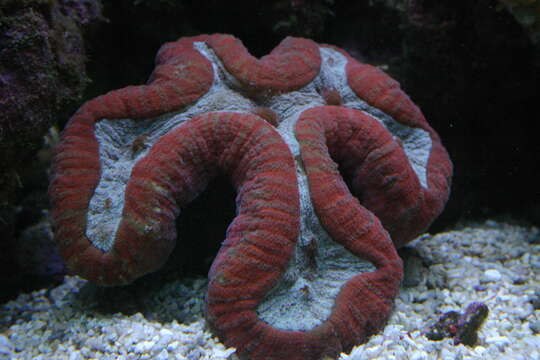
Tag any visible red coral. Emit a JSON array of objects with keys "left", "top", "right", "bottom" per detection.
[{"left": 49, "top": 34, "right": 452, "bottom": 360}]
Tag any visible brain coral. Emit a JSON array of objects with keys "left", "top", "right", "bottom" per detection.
[{"left": 49, "top": 34, "right": 452, "bottom": 360}]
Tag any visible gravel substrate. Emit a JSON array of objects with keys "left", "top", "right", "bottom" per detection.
[{"left": 0, "top": 220, "right": 538, "bottom": 360}]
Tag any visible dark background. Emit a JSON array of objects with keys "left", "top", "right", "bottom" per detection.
[
  {"left": 86, "top": 0, "right": 540, "bottom": 229},
  {"left": 1, "top": 0, "right": 539, "bottom": 301}
]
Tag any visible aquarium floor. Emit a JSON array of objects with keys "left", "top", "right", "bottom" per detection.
[{"left": 0, "top": 220, "right": 538, "bottom": 360}]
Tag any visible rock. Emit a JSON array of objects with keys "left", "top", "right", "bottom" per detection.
[
  {"left": 15, "top": 216, "right": 66, "bottom": 286},
  {"left": 400, "top": 246, "right": 426, "bottom": 288},
  {"left": 0, "top": 0, "right": 104, "bottom": 302}
]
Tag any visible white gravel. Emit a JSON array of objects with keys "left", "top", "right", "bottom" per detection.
[
  {"left": 0, "top": 219, "right": 538, "bottom": 360},
  {"left": 341, "top": 220, "right": 540, "bottom": 360}
]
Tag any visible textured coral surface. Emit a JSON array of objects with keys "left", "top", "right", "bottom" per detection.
[{"left": 49, "top": 34, "right": 452, "bottom": 360}]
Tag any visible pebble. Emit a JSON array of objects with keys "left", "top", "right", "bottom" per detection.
[
  {"left": 1, "top": 220, "right": 539, "bottom": 360},
  {"left": 155, "top": 349, "right": 170, "bottom": 360},
  {"left": 410, "top": 352, "right": 428, "bottom": 360},
  {"left": 485, "top": 335, "right": 510, "bottom": 346},
  {"left": 529, "top": 320, "right": 540, "bottom": 334},
  {"left": 133, "top": 340, "right": 154, "bottom": 354},
  {"left": 68, "top": 351, "right": 83, "bottom": 360},
  {"left": 474, "top": 345, "right": 487, "bottom": 356},
  {"left": 482, "top": 269, "right": 502, "bottom": 282},
  {"left": 529, "top": 291, "right": 540, "bottom": 310},
  {"left": 0, "top": 335, "right": 13, "bottom": 357}
]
